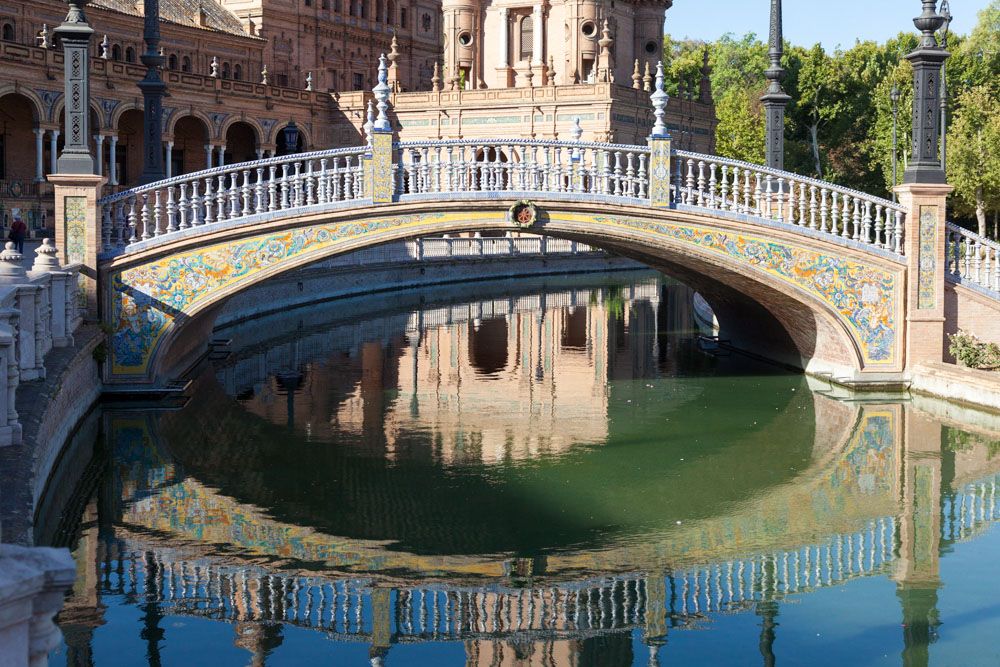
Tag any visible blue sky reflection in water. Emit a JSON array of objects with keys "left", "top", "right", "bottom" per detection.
[{"left": 46, "top": 271, "right": 1000, "bottom": 666}]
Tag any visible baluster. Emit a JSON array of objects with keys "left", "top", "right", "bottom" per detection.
[
  {"left": 842, "top": 193, "right": 852, "bottom": 239},
  {"left": 964, "top": 237, "right": 973, "bottom": 278},
  {"left": 126, "top": 196, "right": 138, "bottom": 244},
  {"left": 764, "top": 175, "right": 774, "bottom": 217},
  {"left": 113, "top": 201, "right": 125, "bottom": 247},
  {"left": 331, "top": 157, "right": 343, "bottom": 200},
  {"left": 742, "top": 168, "right": 752, "bottom": 213},
  {"left": 696, "top": 161, "right": 706, "bottom": 206},
  {"left": 752, "top": 172, "right": 763, "bottom": 216},
  {"left": 216, "top": 175, "right": 227, "bottom": 221},
  {"left": 861, "top": 201, "right": 872, "bottom": 244},
  {"left": 165, "top": 186, "right": 177, "bottom": 233},
  {"left": 139, "top": 194, "right": 151, "bottom": 240},
  {"left": 317, "top": 159, "right": 328, "bottom": 203},
  {"left": 292, "top": 162, "right": 304, "bottom": 206},
  {"left": 819, "top": 189, "right": 829, "bottom": 233},
  {"left": 706, "top": 162, "right": 718, "bottom": 208},
  {"left": 228, "top": 173, "right": 240, "bottom": 218},
  {"left": 266, "top": 166, "right": 277, "bottom": 211},
  {"left": 993, "top": 247, "right": 1000, "bottom": 292},
  {"left": 152, "top": 190, "right": 164, "bottom": 236},
  {"left": 684, "top": 159, "right": 695, "bottom": 204},
  {"left": 783, "top": 179, "right": 793, "bottom": 223},
  {"left": 830, "top": 191, "right": 839, "bottom": 235},
  {"left": 974, "top": 240, "right": 984, "bottom": 285},
  {"left": 625, "top": 152, "right": 636, "bottom": 197},
  {"left": 894, "top": 211, "right": 904, "bottom": 254},
  {"left": 254, "top": 168, "right": 265, "bottom": 213},
  {"left": 177, "top": 184, "right": 190, "bottom": 230},
  {"left": 796, "top": 182, "right": 806, "bottom": 226},
  {"left": 720, "top": 166, "right": 730, "bottom": 210},
  {"left": 851, "top": 198, "right": 862, "bottom": 241},
  {"left": 240, "top": 170, "right": 252, "bottom": 216},
  {"left": 280, "top": 164, "right": 290, "bottom": 209},
  {"left": 100, "top": 205, "right": 112, "bottom": 252},
  {"left": 304, "top": 161, "right": 315, "bottom": 205},
  {"left": 983, "top": 244, "right": 993, "bottom": 289},
  {"left": 637, "top": 153, "right": 648, "bottom": 198}
]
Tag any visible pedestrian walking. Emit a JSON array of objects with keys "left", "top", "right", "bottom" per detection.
[{"left": 8, "top": 215, "right": 27, "bottom": 254}]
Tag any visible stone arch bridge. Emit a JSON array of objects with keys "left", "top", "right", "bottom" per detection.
[{"left": 52, "top": 133, "right": 1000, "bottom": 385}]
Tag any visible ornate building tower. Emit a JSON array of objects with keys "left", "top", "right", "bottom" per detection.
[{"left": 442, "top": 0, "right": 483, "bottom": 89}]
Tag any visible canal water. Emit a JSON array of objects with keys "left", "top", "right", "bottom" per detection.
[{"left": 46, "top": 270, "right": 1000, "bottom": 666}]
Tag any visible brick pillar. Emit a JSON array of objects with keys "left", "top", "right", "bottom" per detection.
[
  {"left": 48, "top": 174, "right": 106, "bottom": 319},
  {"left": 895, "top": 183, "right": 953, "bottom": 369}
]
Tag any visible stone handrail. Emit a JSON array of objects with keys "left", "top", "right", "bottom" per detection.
[
  {"left": 98, "top": 146, "right": 370, "bottom": 252},
  {"left": 945, "top": 222, "right": 1000, "bottom": 296},
  {"left": 672, "top": 150, "right": 907, "bottom": 255},
  {"left": 96, "top": 138, "right": 908, "bottom": 259},
  {"left": 0, "top": 240, "right": 84, "bottom": 448}
]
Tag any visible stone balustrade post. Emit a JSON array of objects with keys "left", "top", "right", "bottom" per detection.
[
  {"left": 895, "top": 183, "right": 954, "bottom": 369},
  {"left": 0, "top": 545, "right": 76, "bottom": 667},
  {"left": 0, "top": 296, "right": 20, "bottom": 448},
  {"left": 31, "top": 239, "right": 64, "bottom": 348},
  {"left": 47, "top": 175, "right": 106, "bottom": 319},
  {"left": 0, "top": 243, "right": 41, "bottom": 381}
]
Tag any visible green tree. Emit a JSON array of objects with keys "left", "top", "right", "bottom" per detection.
[{"left": 947, "top": 86, "right": 1000, "bottom": 236}]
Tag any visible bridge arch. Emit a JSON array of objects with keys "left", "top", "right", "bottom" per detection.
[{"left": 102, "top": 199, "right": 904, "bottom": 384}]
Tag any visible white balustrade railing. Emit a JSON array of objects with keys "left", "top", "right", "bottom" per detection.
[
  {"left": 946, "top": 222, "right": 1000, "bottom": 294},
  {"left": 98, "top": 146, "right": 369, "bottom": 253},
  {"left": 395, "top": 139, "right": 650, "bottom": 200},
  {"left": 96, "top": 140, "right": 909, "bottom": 260},
  {"left": 672, "top": 151, "right": 907, "bottom": 255}
]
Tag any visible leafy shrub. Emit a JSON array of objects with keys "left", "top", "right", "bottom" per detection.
[{"left": 949, "top": 330, "right": 1000, "bottom": 371}]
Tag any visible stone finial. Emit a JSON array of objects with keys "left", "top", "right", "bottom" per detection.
[
  {"left": 650, "top": 61, "right": 669, "bottom": 138},
  {"left": 38, "top": 24, "right": 51, "bottom": 49},
  {"left": 210, "top": 56, "right": 219, "bottom": 78},
  {"left": 372, "top": 53, "right": 391, "bottom": 132},
  {"left": 597, "top": 19, "right": 614, "bottom": 83},
  {"left": 643, "top": 61, "right": 652, "bottom": 92},
  {"left": 387, "top": 33, "right": 401, "bottom": 92},
  {"left": 632, "top": 59, "right": 642, "bottom": 89},
  {"left": 305, "top": 71, "right": 313, "bottom": 91},
  {"left": 100, "top": 34, "right": 110, "bottom": 59},
  {"left": 260, "top": 65, "right": 268, "bottom": 85},
  {"left": 31, "top": 238, "right": 61, "bottom": 273},
  {"left": 0, "top": 242, "right": 27, "bottom": 282},
  {"left": 699, "top": 47, "right": 713, "bottom": 103},
  {"left": 431, "top": 61, "right": 442, "bottom": 92},
  {"left": 363, "top": 99, "right": 375, "bottom": 148},
  {"left": 570, "top": 117, "right": 583, "bottom": 142},
  {"left": 548, "top": 55, "right": 556, "bottom": 86}
]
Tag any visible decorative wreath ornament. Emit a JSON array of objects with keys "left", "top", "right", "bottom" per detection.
[{"left": 508, "top": 200, "right": 538, "bottom": 228}]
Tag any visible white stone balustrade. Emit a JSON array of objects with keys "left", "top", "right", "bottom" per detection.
[
  {"left": 946, "top": 223, "right": 1000, "bottom": 295},
  {"left": 395, "top": 139, "right": 650, "bottom": 200},
  {"left": 98, "top": 138, "right": 911, "bottom": 263},
  {"left": 672, "top": 150, "right": 907, "bottom": 255},
  {"left": 98, "top": 146, "right": 369, "bottom": 253},
  {"left": 0, "top": 240, "right": 84, "bottom": 448}
]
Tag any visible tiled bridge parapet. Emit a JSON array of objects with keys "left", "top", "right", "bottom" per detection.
[{"left": 66, "top": 133, "right": 992, "bottom": 386}]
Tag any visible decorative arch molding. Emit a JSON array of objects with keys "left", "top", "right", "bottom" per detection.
[
  {"left": 0, "top": 85, "right": 47, "bottom": 122},
  {"left": 109, "top": 102, "right": 143, "bottom": 130},
  {"left": 219, "top": 116, "right": 266, "bottom": 145},
  {"left": 267, "top": 121, "right": 313, "bottom": 148},
  {"left": 102, "top": 203, "right": 905, "bottom": 384},
  {"left": 165, "top": 110, "right": 215, "bottom": 138}
]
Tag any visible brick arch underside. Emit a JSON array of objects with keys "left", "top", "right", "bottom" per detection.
[{"left": 102, "top": 203, "right": 903, "bottom": 384}]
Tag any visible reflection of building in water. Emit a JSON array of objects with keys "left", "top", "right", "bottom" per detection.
[{"left": 233, "top": 281, "right": 664, "bottom": 462}]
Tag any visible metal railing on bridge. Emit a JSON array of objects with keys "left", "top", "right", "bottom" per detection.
[{"left": 97, "top": 139, "right": 907, "bottom": 260}]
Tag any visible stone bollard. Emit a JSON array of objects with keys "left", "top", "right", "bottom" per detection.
[
  {"left": 0, "top": 242, "right": 27, "bottom": 284},
  {"left": 30, "top": 240, "right": 71, "bottom": 349}
]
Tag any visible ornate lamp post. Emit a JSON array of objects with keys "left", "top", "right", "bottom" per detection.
[
  {"left": 137, "top": 0, "right": 166, "bottom": 184},
  {"left": 53, "top": 0, "right": 95, "bottom": 174},
  {"left": 282, "top": 121, "right": 300, "bottom": 155},
  {"left": 761, "top": 0, "right": 791, "bottom": 171},
  {"left": 891, "top": 85, "right": 900, "bottom": 201},
  {"left": 938, "top": 0, "right": 952, "bottom": 174},
  {"left": 902, "top": 0, "right": 949, "bottom": 184}
]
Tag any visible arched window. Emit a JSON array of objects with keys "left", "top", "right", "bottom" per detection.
[
  {"left": 182, "top": 55, "right": 191, "bottom": 72},
  {"left": 400, "top": 7, "right": 407, "bottom": 27},
  {"left": 1, "top": 22, "right": 13, "bottom": 41},
  {"left": 111, "top": 44, "right": 122, "bottom": 61},
  {"left": 125, "top": 46, "right": 135, "bottom": 63},
  {"left": 386, "top": 0, "right": 394, "bottom": 24},
  {"left": 168, "top": 54, "right": 177, "bottom": 70},
  {"left": 222, "top": 62, "right": 231, "bottom": 79},
  {"left": 375, "top": 0, "right": 383, "bottom": 22},
  {"left": 233, "top": 64, "right": 242, "bottom": 80},
  {"left": 360, "top": 0, "right": 367, "bottom": 19},
  {"left": 519, "top": 16, "right": 533, "bottom": 62}
]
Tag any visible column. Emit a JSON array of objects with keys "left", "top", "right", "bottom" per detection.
[
  {"left": 531, "top": 4, "right": 543, "bottom": 66},
  {"left": 217, "top": 144, "right": 226, "bottom": 167},
  {"left": 94, "top": 134, "right": 104, "bottom": 177},
  {"left": 205, "top": 144, "right": 213, "bottom": 169},
  {"left": 33, "top": 129, "right": 45, "bottom": 182},
  {"left": 255, "top": 148, "right": 264, "bottom": 160},
  {"left": 165, "top": 141, "right": 173, "bottom": 178},
  {"left": 49, "top": 130, "right": 60, "bottom": 175},
  {"left": 498, "top": 8, "right": 509, "bottom": 67},
  {"left": 108, "top": 135, "right": 118, "bottom": 185}
]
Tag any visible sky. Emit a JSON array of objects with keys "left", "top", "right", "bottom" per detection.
[{"left": 665, "top": 0, "right": 989, "bottom": 51}]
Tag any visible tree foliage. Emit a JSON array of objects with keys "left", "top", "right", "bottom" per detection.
[{"left": 664, "top": 0, "right": 1000, "bottom": 235}]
